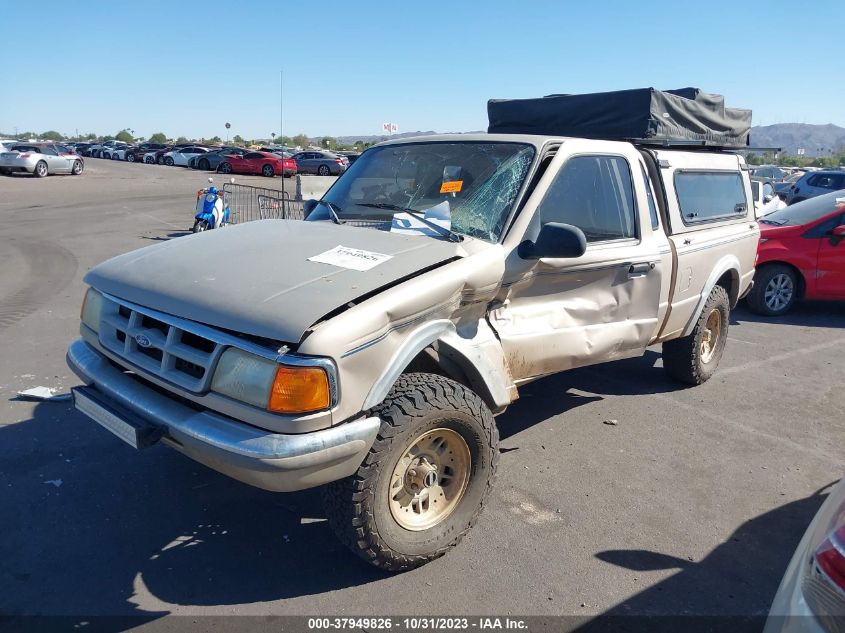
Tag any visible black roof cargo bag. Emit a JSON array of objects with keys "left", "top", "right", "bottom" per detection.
[{"left": 487, "top": 88, "right": 751, "bottom": 147}]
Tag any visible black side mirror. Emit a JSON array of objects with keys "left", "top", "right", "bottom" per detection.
[
  {"left": 518, "top": 222, "right": 587, "bottom": 260},
  {"left": 303, "top": 199, "right": 319, "bottom": 217}
]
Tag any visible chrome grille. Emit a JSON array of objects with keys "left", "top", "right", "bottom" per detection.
[{"left": 98, "top": 297, "right": 222, "bottom": 392}]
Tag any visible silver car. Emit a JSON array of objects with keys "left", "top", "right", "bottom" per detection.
[
  {"left": 291, "top": 150, "right": 348, "bottom": 175},
  {"left": 0, "top": 143, "right": 84, "bottom": 177},
  {"left": 765, "top": 477, "right": 845, "bottom": 632}
]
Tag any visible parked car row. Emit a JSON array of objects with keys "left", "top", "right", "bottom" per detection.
[{"left": 61, "top": 140, "right": 351, "bottom": 178}]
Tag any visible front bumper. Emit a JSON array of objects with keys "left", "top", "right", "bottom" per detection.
[{"left": 66, "top": 338, "right": 379, "bottom": 492}]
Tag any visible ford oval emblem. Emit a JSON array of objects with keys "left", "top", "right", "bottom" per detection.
[{"left": 135, "top": 334, "right": 152, "bottom": 348}]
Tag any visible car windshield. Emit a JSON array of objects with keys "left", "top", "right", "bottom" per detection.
[
  {"left": 759, "top": 190, "right": 845, "bottom": 226},
  {"left": 313, "top": 141, "right": 535, "bottom": 242}
]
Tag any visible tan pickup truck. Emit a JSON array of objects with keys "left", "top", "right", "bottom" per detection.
[{"left": 67, "top": 131, "right": 758, "bottom": 571}]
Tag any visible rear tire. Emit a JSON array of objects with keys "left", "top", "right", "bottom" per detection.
[
  {"left": 156, "top": 155, "right": 165, "bottom": 165},
  {"left": 34, "top": 161, "right": 48, "bottom": 178},
  {"left": 199, "top": 158, "right": 210, "bottom": 170},
  {"left": 747, "top": 264, "right": 798, "bottom": 316},
  {"left": 318, "top": 164, "right": 330, "bottom": 176},
  {"left": 322, "top": 373, "right": 498, "bottom": 571},
  {"left": 127, "top": 153, "right": 136, "bottom": 162},
  {"left": 145, "top": 155, "right": 155, "bottom": 164},
  {"left": 71, "top": 160, "right": 83, "bottom": 175},
  {"left": 164, "top": 156, "right": 174, "bottom": 166},
  {"left": 0, "top": 167, "right": 10, "bottom": 175},
  {"left": 262, "top": 164, "right": 274, "bottom": 177},
  {"left": 663, "top": 285, "right": 730, "bottom": 385}
]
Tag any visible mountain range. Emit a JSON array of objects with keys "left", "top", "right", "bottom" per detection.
[{"left": 322, "top": 124, "right": 845, "bottom": 157}]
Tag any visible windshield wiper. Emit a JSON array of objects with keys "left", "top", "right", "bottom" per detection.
[
  {"left": 357, "top": 202, "right": 463, "bottom": 242},
  {"left": 319, "top": 200, "right": 345, "bottom": 225}
]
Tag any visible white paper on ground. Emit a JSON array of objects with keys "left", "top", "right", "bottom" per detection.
[
  {"left": 390, "top": 200, "right": 452, "bottom": 238},
  {"left": 16, "top": 387, "right": 72, "bottom": 401},
  {"left": 307, "top": 245, "right": 392, "bottom": 272}
]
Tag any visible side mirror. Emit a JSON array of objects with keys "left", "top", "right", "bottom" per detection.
[
  {"left": 831, "top": 225, "right": 845, "bottom": 237},
  {"left": 303, "top": 199, "right": 319, "bottom": 217},
  {"left": 518, "top": 222, "right": 587, "bottom": 260},
  {"left": 763, "top": 194, "right": 773, "bottom": 204}
]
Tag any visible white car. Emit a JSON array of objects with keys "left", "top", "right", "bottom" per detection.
[
  {"left": 765, "top": 477, "right": 845, "bottom": 632},
  {"left": 143, "top": 151, "right": 159, "bottom": 164},
  {"left": 751, "top": 179, "right": 787, "bottom": 218},
  {"left": 161, "top": 146, "right": 209, "bottom": 167}
]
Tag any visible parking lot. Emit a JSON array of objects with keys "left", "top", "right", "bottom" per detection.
[{"left": 0, "top": 160, "right": 843, "bottom": 626}]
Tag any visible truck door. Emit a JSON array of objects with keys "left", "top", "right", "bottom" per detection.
[{"left": 491, "top": 140, "right": 667, "bottom": 382}]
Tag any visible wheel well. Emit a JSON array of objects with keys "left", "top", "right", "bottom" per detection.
[
  {"left": 402, "top": 347, "right": 503, "bottom": 414},
  {"left": 716, "top": 269, "right": 740, "bottom": 307},
  {"left": 756, "top": 261, "right": 806, "bottom": 298}
]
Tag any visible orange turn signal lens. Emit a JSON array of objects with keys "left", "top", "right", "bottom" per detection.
[{"left": 267, "top": 365, "right": 330, "bottom": 414}]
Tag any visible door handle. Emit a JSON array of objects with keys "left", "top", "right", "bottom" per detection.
[{"left": 628, "top": 262, "right": 655, "bottom": 277}]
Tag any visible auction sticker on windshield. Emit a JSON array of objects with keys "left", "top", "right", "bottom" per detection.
[{"left": 308, "top": 245, "right": 392, "bottom": 272}]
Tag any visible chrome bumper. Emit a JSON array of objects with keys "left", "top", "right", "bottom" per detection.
[{"left": 66, "top": 338, "right": 380, "bottom": 492}]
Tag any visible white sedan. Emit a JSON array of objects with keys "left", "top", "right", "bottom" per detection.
[{"left": 162, "top": 146, "right": 209, "bottom": 167}]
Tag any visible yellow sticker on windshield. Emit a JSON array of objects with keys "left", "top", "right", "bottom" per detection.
[{"left": 440, "top": 180, "right": 463, "bottom": 194}]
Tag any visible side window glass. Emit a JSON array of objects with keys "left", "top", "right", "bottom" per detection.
[
  {"left": 42, "top": 146, "right": 58, "bottom": 156},
  {"left": 537, "top": 155, "right": 637, "bottom": 243},
  {"left": 640, "top": 164, "right": 660, "bottom": 230},
  {"left": 674, "top": 171, "right": 747, "bottom": 223}
]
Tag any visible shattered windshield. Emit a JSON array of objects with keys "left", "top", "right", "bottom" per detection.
[{"left": 311, "top": 142, "right": 535, "bottom": 242}]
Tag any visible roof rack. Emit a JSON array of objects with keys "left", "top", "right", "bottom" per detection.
[{"left": 488, "top": 88, "right": 751, "bottom": 149}]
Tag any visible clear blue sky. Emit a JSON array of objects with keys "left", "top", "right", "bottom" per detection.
[{"left": 2, "top": 0, "right": 843, "bottom": 140}]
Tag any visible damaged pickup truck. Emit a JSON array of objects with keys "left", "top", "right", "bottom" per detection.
[{"left": 68, "top": 90, "right": 759, "bottom": 571}]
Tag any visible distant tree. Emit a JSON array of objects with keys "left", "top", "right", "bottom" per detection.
[
  {"left": 208, "top": 135, "right": 222, "bottom": 144},
  {"left": 278, "top": 135, "right": 292, "bottom": 146},
  {"left": 41, "top": 130, "right": 65, "bottom": 141},
  {"left": 115, "top": 129, "right": 134, "bottom": 143},
  {"left": 102, "top": 135, "right": 115, "bottom": 142},
  {"left": 148, "top": 132, "right": 167, "bottom": 144},
  {"left": 175, "top": 136, "right": 189, "bottom": 144},
  {"left": 292, "top": 133, "right": 309, "bottom": 148},
  {"left": 232, "top": 134, "right": 245, "bottom": 145},
  {"left": 321, "top": 136, "right": 337, "bottom": 150},
  {"left": 85, "top": 133, "right": 98, "bottom": 141}
]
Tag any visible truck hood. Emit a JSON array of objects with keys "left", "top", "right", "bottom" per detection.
[{"left": 85, "top": 220, "right": 462, "bottom": 344}]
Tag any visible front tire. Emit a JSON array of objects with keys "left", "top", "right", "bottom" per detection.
[
  {"left": 323, "top": 373, "right": 498, "bottom": 571},
  {"left": 127, "top": 153, "right": 136, "bottom": 162},
  {"left": 663, "top": 285, "right": 730, "bottom": 385},
  {"left": 199, "top": 158, "right": 210, "bottom": 170},
  {"left": 747, "top": 264, "right": 798, "bottom": 316},
  {"left": 164, "top": 156, "right": 174, "bottom": 166},
  {"left": 34, "top": 161, "right": 48, "bottom": 178},
  {"left": 219, "top": 162, "right": 232, "bottom": 174},
  {"left": 71, "top": 160, "right": 83, "bottom": 175},
  {"left": 192, "top": 219, "right": 210, "bottom": 233}
]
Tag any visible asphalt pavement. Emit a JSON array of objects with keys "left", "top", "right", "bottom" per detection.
[{"left": 0, "top": 159, "right": 843, "bottom": 628}]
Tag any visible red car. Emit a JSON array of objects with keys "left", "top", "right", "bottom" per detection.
[
  {"left": 748, "top": 190, "right": 845, "bottom": 315},
  {"left": 218, "top": 151, "right": 296, "bottom": 178}
]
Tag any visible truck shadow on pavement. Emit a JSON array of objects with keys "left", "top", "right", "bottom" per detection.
[
  {"left": 0, "top": 401, "right": 386, "bottom": 622},
  {"left": 574, "top": 481, "right": 836, "bottom": 632},
  {"left": 732, "top": 300, "right": 845, "bottom": 329}
]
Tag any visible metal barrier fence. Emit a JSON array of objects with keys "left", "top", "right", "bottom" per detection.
[{"left": 222, "top": 183, "right": 305, "bottom": 224}]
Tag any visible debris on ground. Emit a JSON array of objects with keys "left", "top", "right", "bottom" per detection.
[
  {"left": 603, "top": 419, "right": 619, "bottom": 426},
  {"left": 15, "top": 387, "right": 72, "bottom": 402},
  {"left": 44, "top": 479, "right": 63, "bottom": 488}
]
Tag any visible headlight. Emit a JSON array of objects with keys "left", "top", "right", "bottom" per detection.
[
  {"left": 211, "top": 348, "right": 277, "bottom": 408},
  {"left": 80, "top": 288, "right": 104, "bottom": 333},
  {"left": 211, "top": 348, "right": 332, "bottom": 414}
]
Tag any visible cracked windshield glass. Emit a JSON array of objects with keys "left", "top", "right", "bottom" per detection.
[{"left": 311, "top": 142, "right": 535, "bottom": 242}]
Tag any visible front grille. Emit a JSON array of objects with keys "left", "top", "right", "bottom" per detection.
[{"left": 98, "top": 298, "right": 222, "bottom": 392}]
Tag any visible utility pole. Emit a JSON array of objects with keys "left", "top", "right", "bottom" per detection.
[{"left": 279, "top": 69, "right": 285, "bottom": 198}]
